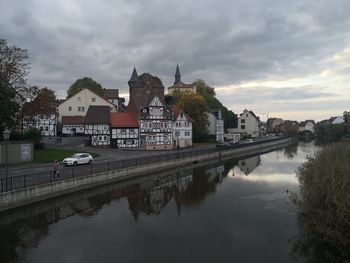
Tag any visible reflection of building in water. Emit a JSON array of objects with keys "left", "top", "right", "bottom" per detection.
[
  {"left": 205, "top": 164, "right": 225, "bottom": 183},
  {"left": 238, "top": 156, "right": 261, "bottom": 175},
  {"left": 127, "top": 168, "right": 193, "bottom": 218}
]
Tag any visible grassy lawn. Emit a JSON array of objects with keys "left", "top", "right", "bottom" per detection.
[{"left": 33, "top": 149, "right": 100, "bottom": 163}]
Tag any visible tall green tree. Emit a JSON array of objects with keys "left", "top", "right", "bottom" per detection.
[
  {"left": 67, "top": 77, "right": 103, "bottom": 98},
  {"left": 193, "top": 79, "right": 237, "bottom": 129},
  {"left": 175, "top": 91, "right": 209, "bottom": 142},
  {"left": 0, "top": 39, "right": 32, "bottom": 135}
]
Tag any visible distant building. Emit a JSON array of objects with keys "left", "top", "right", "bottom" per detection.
[
  {"left": 22, "top": 114, "right": 58, "bottom": 137},
  {"left": 207, "top": 110, "right": 224, "bottom": 142},
  {"left": 266, "top": 118, "right": 284, "bottom": 133},
  {"left": 229, "top": 109, "right": 260, "bottom": 138},
  {"left": 329, "top": 116, "right": 344, "bottom": 125},
  {"left": 170, "top": 105, "right": 193, "bottom": 148},
  {"left": 102, "top": 88, "right": 125, "bottom": 111},
  {"left": 167, "top": 64, "right": 196, "bottom": 95},
  {"left": 299, "top": 120, "right": 315, "bottom": 134}
]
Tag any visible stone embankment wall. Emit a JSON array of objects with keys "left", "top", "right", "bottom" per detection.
[{"left": 0, "top": 137, "right": 291, "bottom": 212}]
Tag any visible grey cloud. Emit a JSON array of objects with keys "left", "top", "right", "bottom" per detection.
[{"left": 1, "top": 0, "right": 350, "bottom": 98}]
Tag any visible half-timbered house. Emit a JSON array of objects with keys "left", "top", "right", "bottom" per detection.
[
  {"left": 111, "top": 112, "right": 139, "bottom": 148},
  {"left": 61, "top": 116, "right": 85, "bottom": 136},
  {"left": 23, "top": 114, "right": 58, "bottom": 136},
  {"left": 140, "top": 95, "right": 173, "bottom": 150},
  {"left": 84, "top": 106, "right": 111, "bottom": 147}
]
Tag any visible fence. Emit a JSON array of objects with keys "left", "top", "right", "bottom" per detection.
[{"left": 0, "top": 137, "right": 289, "bottom": 193}]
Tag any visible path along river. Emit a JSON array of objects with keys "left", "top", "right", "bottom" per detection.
[{"left": 0, "top": 141, "right": 317, "bottom": 263}]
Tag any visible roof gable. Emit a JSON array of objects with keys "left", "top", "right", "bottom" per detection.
[
  {"left": 84, "top": 106, "right": 111, "bottom": 124},
  {"left": 111, "top": 112, "right": 139, "bottom": 128}
]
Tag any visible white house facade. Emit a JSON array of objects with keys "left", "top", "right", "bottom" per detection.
[
  {"left": 58, "top": 88, "right": 116, "bottom": 122},
  {"left": 207, "top": 110, "right": 224, "bottom": 142},
  {"left": 170, "top": 105, "right": 193, "bottom": 148},
  {"left": 230, "top": 109, "right": 260, "bottom": 138},
  {"left": 61, "top": 116, "right": 85, "bottom": 136},
  {"left": 299, "top": 120, "right": 315, "bottom": 133}
]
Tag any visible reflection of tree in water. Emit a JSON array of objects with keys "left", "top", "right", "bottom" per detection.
[
  {"left": 174, "top": 162, "right": 227, "bottom": 211},
  {"left": 291, "top": 143, "right": 350, "bottom": 262},
  {"left": 283, "top": 140, "right": 298, "bottom": 159}
]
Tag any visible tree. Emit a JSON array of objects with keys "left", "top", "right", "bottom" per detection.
[
  {"left": 67, "top": 77, "right": 103, "bottom": 98},
  {"left": 193, "top": 79, "right": 237, "bottom": 129},
  {"left": 175, "top": 91, "right": 209, "bottom": 142},
  {"left": 0, "top": 39, "right": 31, "bottom": 134},
  {"left": 22, "top": 87, "right": 57, "bottom": 118}
]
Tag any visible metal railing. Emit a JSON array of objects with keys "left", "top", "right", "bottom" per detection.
[{"left": 0, "top": 136, "right": 288, "bottom": 193}]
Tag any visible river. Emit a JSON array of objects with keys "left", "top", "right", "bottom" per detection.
[{"left": 0, "top": 141, "right": 317, "bottom": 263}]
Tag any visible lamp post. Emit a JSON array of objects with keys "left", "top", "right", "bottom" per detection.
[{"left": 3, "top": 128, "right": 10, "bottom": 192}]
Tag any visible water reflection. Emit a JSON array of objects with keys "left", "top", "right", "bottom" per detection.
[{"left": 0, "top": 143, "right": 315, "bottom": 263}]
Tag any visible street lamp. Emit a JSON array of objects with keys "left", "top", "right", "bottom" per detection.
[{"left": 3, "top": 128, "right": 10, "bottom": 192}]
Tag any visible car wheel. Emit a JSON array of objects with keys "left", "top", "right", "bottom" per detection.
[
  {"left": 88, "top": 160, "right": 92, "bottom": 165},
  {"left": 73, "top": 161, "right": 78, "bottom": 166}
]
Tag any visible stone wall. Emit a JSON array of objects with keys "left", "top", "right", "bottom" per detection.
[{"left": 0, "top": 142, "right": 33, "bottom": 165}]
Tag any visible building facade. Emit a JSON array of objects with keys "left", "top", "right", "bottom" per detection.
[
  {"left": 111, "top": 112, "right": 139, "bottom": 148},
  {"left": 230, "top": 109, "right": 260, "bottom": 138},
  {"left": 23, "top": 114, "right": 57, "bottom": 137},
  {"left": 61, "top": 116, "right": 85, "bottom": 136},
  {"left": 207, "top": 110, "right": 224, "bottom": 142},
  {"left": 170, "top": 105, "right": 193, "bottom": 148},
  {"left": 84, "top": 106, "right": 111, "bottom": 147},
  {"left": 167, "top": 64, "right": 196, "bottom": 95}
]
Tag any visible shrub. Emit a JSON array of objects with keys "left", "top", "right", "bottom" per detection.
[{"left": 292, "top": 142, "right": 350, "bottom": 262}]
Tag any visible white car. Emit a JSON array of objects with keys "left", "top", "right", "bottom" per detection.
[{"left": 63, "top": 153, "right": 93, "bottom": 166}]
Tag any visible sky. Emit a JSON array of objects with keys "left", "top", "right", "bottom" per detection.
[{"left": 1, "top": 0, "right": 349, "bottom": 121}]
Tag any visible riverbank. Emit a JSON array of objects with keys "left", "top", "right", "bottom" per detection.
[{"left": 0, "top": 137, "right": 291, "bottom": 212}]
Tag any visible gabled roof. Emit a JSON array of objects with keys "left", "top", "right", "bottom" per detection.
[
  {"left": 84, "top": 106, "right": 111, "bottom": 124},
  {"left": 103, "top": 89, "right": 119, "bottom": 99},
  {"left": 111, "top": 112, "right": 139, "bottom": 128},
  {"left": 59, "top": 88, "right": 116, "bottom": 109},
  {"left": 241, "top": 109, "right": 259, "bottom": 120},
  {"left": 169, "top": 105, "right": 193, "bottom": 122},
  {"left": 62, "top": 116, "right": 85, "bottom": 125}
]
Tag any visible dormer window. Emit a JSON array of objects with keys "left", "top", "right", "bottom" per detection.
[{"left": 91, "top": 97, "right": 96, "bottom": 102}]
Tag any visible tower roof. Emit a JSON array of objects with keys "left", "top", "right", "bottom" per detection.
[
  {"left": 129, "top": 67, "right": 140, "bottom": 82},
  {"left": 175, "top": 64, "right": 181, "bottom": 84}
]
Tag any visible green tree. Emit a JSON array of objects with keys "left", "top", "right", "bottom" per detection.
[
  {"left": 193, "top": 79, "right": 237, "bottom": 129},
  {"left": 0, "top": 39, "right": 31, "bottom": 135},
  {"left": 175, "top": 91, "right": 209, "bottom": 142},
  {"left": 67, "top": 77, "right": 103, "bottom": 98}
]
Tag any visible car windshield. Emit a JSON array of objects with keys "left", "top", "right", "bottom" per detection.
[{"left": 71, "top": 154, "right": 81, "bottom": 158}]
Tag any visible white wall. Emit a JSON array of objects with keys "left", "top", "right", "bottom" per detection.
[{"left": 58, "top": 89, "right": 116, "bottom": 121}]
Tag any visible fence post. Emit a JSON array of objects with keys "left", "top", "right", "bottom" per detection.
[
  {"left": 24, "top": 174, "right": 27, "bottom": 189},
  {"left": 91, "top": 162, "right": 93, "bottom": 175},
  {"left": 72, "top": 167, "right": 75, "bottom": 179},
  {"left": 135, "top": 158, "right": 138, "bottom": 167},
  {"left": 108, "top": 161, "right": 110, "bottom": 171}
]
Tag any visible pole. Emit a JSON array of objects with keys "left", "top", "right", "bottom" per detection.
[{"left": 5, "top": 140, "right": 8, "bottom": 192}]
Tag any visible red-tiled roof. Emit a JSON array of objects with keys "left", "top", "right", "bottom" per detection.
[
  {"left": 111, "top": 112, "right": 139, "bottom": 128},
  {"left": 62, "top": 116, "right": 85, "bottom": 124}
]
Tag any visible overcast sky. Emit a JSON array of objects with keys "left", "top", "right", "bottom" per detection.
[{"left": 1, "top": 0, "right": 350, "bottom": 121}]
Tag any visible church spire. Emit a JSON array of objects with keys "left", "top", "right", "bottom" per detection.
[
  {"left": 174, "top": 64, "right": 181, "bottom": 84},
  {"left": 129, "top": 67, "right": 139, "bottom": 82}
]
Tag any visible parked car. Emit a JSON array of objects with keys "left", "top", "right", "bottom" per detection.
[
  {"left": 245, "top": 139, "right": 254, "bottom": 143},
  {"left": 216, "top": 142, "right": 231, "bottom": 148},
  {"left": 63, "top": 153, "right": 93, "bottom": 166}
]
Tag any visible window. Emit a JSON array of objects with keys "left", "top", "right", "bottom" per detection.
[
  {"left": 77, "top": 97, "right": 81, "bottom": 102},
  {"left": 241, "top": 119, "right": 245, "bottom": 123},
  {"left": 78, "top": 107, "right": 85, "bottom": 112},
  {"left": 99, "top": 136, "right": 102, "bottom": 141},
  {"left": 45, "top": 126, "right": 49, "bottom": 131},
  {"left": 246, "top": 114, "right": 248, "bottom": 117},
  {"left": 68, "top": 106, "right": 72, "bottom": 111},
  {"left": 241, "top": 125, "right": 245, "bottom": 129},
  {"left": 91, "top": 97, "right": 96, "bottom": 102},
  {"left": 121, "top": 130, "right": 126, "bottom": 135},
  {"left": 104, "top": 136, "right": 107, "bottom": 141}
]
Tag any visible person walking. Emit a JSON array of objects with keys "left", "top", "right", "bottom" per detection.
[{"left": 53, "top": 159, "right": 60, "bottom": 180}]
